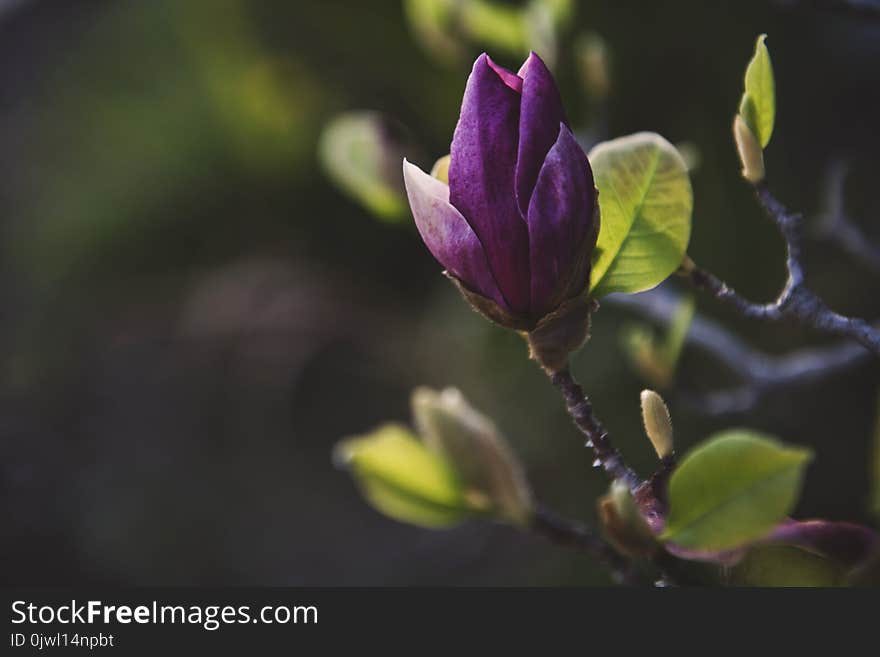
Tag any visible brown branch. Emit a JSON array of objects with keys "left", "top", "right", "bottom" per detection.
[
  {"left": 607, "top": 285, "right": 872, "bottom": 415},
  {"left": 548, "top": 367, "right": 642, "bottom": 491},
  {"left": 530, "top": 504, "right": 643, "bottom": 585},
  {"left": 680, "top": 182, "right": 880, "bottom": 358},
  {"left": 814, "top": 160, "right": 880, "bottom": 275}
]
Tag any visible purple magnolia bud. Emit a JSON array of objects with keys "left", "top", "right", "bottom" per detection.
[{"left": 404, "top": 52, "right": 599, "bottom": 362}]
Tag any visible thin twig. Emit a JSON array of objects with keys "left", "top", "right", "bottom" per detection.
[
  {"left": 530, "top": 503, "right": 643, "bottom": 585},
  {"left": 814, "top": 161, "right": 880, "bottom": 275},
  {"left": 681, "top": 182, "right": 880, "bottom": 358},
  {"left": 607, "top": 286, "right": 872, "bottom": 414},
  {"left": 548, "top": 367, "right": 642, "bottom": 490},
  {"left": 531, "top": 503, "right": 705, "bottom": 587}
]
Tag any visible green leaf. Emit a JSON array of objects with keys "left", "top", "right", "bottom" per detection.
[
  {"left": 334, "top": 424, "right": 478, "bottom": 528},
  {"left": 738, "top": 34, "right": 775, "bottom": 148},
  {"left": 318, "top": 112, "right": 408, "bottom": 222},
  {"left": 730, "top": 544, "right": 847, "bottom": 587},
  {"left": 588, "top": 132, "right": 693, "bottom": 297},
  {"left": 661, "top": 430, "right": 813, "bottom": 551}
]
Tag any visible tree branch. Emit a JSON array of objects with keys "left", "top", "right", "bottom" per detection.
[
  {"left": 530, "top": 503, "right": 643, "bottom": 585},
  {"left": 607, "top": 286, "right": 872, "bottom": 414},
  {"left": 548, "top": 367, "right": 642, "bottom": 490},
  {"left": 680, "top": 182, "right": 880, "bottom": 358},
  {"left": 814, "top": 161, "right": 880, "bottom": 275}
]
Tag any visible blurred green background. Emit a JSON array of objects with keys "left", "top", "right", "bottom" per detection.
[{"left": 1, "top": 0, "right": 878, "bottom": 585}]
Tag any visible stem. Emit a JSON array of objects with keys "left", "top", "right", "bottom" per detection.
[
  {"left": 608, "top": 286, "right": 871, "bottom": 415},
  {"left": 530, "top": 503, "right": 642, "bottom": 586},
  {"left": 531, "top": 504, "right": 704, "bottom": 587},
  {"left": 681, "top": 182, "right": 880, "bottom": 358},
  {"left": 646, "top": 454, "right": 676, "bottom": 514},
  {"left": 538, "top": 374, "right": 693, "bottom": 587},
  {"left": 549, "top": 366, "right": 642, "bottom": 491},
  {"left": 814, "top": 161, "right": 880, "bottom": 275}
]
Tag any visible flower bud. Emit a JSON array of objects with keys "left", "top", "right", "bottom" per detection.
[
  {"left": 597, "top": 480, "right": 658, "bottom": 558},
  {"left": 404, "top": 52, "right": 599, "bottom": 370},
  {"left": 411, "top": 386, "right": 533, "bottom": 526},
  {"left": 430, "top": 154, "right": 450, "bottom": 184},
  {"left": 733, "top": 114, "right": 765, "bottom": 184},
  {"left": 640, "top": 389, "right": 674, "bottom": 459}
]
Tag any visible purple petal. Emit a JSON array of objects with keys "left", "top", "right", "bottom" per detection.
[
  {"left": 767, "top": 519, "right": 879, "bottom": 566},
  {"left": 526, "top": 124, "right": 594, "bottom": 314},
  {"left": 663, "top": 542, "right": 749, "bottom": 566},
  {"left": 663, "top": 518, "right": 879, "bottom": 567},
  {"left": 449, "top": 53, "right": 530, "bottom": 314},
  {"left": 515, "top": 52, "right": 568, "bottom": 218},
  {"left": 486, "top": 55, "right": 523, "bottom": 93},
  {"left": 403, "top": 160, "right": 508, "bottom": 309}
]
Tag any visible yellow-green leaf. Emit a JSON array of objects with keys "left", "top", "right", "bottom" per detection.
[
  {"left": 460, "top": 0, "right": 527, "bottom": 54},
  {"left": 588, "top": 132, "right": 693, "bottom": 297},
  {"left": 661, "top": 430, "right": 813, "bottom": 551},
  {"left": 334, "top": 424, "right": 476, "bottom": 528},
  {"left": 411, "top": 387, "right": 533, "bottom": 527},
  {"left": 318, "top": 112, "right": 408, "bottom": 221},
  {"left": 738, "top": 34, "right": 775, "bottom": 148},
  {"left": 730, "top": 544, "right": 847, "bottom": 587}
]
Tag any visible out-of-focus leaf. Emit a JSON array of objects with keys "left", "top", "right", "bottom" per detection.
[
  {"left": 575, "top": 31, "right": 611, "bottom": 100},
  {"left": 738, "top": 34, "right": 775, "bottom": 148},
  {"left": 523, "top": 1, "right": 558, "bottom": 69},
  {"left": 334, "top": 424, "right": 478, "bottom": 528},
  {"left": 406, "top": 0, "right": 570, "bottom": 64},
  {"left": 411, "top": 387, "right": 533, "bottom": 526},
  {"left": 460, "top": 0, "right": 527, "bottom": 54},
  {"left": 848, "top": 549, "right": 880, "bottom": 587},
  {"left": 663, "top": 295, "right": 694, "bottom": 370},
  {"left": 620, "top": 296, "right": 693, "bottom": 389},
  {"left": 661, "top": 431, "right": 812, "bottom": 551},
  {"left": 523, "top": 0, "right": 574, "bottom": 69},
  {"left": 619, "top": 323, "right": 659, "bottom": 381},
  {"left": 729, "top": 544, "right": 846, "bottom": 587},
  {"left": 318, "top": 112, "right": 409, "bottom": 222},
  {"left": 404, "top": 0, "right": 465, "bottom": 62},
  {"left": 531, "top": 0, "right": 574, "bottom": 27},
  {"left": 589, "top": 133, "right": 693, "bottom": 297}
]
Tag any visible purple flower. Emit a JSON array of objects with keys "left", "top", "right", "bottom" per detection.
[{"left": 403, "top": 52, "right": 598, "bottom": 330}]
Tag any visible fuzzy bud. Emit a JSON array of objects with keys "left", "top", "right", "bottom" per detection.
[
  {"left": 733, "top": 114, "right": 765, "bottom": 183},
  {"left": 411, "top": 386, "right": 533, "bottom": 527},
  {"left": 640, "top": 389, "right": 674, "bottom": 459},
  {"left": 598, "top": 480, "right": 658, "bottom": 558}
]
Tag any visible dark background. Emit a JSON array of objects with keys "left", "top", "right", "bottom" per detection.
[{"left": 1, "top": 0, "right": 878, "bottom": 585}]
